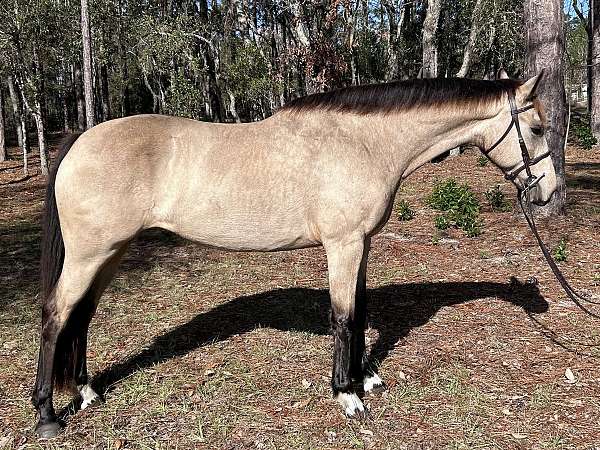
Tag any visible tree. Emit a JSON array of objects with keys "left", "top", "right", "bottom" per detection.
[
  {"left": 524, "top": 0, "right": 568, "bottom": 215},
  {"left": 456, "top": 0, "right": 484, "bottom": 77},
  {"left": 592, "top": 0, "right": 600, "bottom": 137},
  {"left": 0, "top": 83, "right": 6, "bottom": 162},
  {"left": 81, "top": 0, "right": 95, "bottom": 129},
  {"left": 422, "top": 0, "right": 441, "bottom": 78},
  {"left": 7, "top": 75, "right": 28, "bottom": 173}
]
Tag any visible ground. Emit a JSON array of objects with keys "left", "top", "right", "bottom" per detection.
[{"left": 0, "top": 138, "right": 599, "bottom": 450}]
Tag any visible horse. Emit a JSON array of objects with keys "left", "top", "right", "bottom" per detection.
[{"left": 32, "top": 72, "right": 556, "bottom": 438}]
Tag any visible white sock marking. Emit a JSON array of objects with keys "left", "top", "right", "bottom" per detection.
[
  {"left": 79, "top": 384, "right": 100, "bottom": 410},
  {"left": 336, "top": 392, "right": 365, "bottom": 417},
  {"left": 363, "top": 373, "right": 383, "bottom": 392}
]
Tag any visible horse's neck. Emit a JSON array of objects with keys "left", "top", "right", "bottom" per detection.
[{"left": 357, "top": 108, "right": 491, "bottom": 182}]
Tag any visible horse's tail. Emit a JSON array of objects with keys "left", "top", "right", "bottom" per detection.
[{"left": 40, "top": 132, "right": 85, "bottom": 391}]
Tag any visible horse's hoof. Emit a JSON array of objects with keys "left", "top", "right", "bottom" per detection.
[
  {"left": 363, "top": 373, "right": 386, "bottom": 395},
  {"left": 81, "top": 395, "right": 102, "bottom": 410},
  {"left": 36, "top": 421, "right": 62, "bottom": 439},
  {"left": 79, "top": 384, "right": 103, "bottom": 410},
  {"left": 337, "top": 392, "right": 366, "bottom": 419}
]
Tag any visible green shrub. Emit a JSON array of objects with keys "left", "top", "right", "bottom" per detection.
[
  {"left": 397, "top": 199, "right": 415, "bottom": 221},
  {"left": 426, "top": 178, "right": 482, "bottom": 237},
  {"left": 569, "top": 116, "right": 598, "bottom": 150},
  {"left": 434, "top": 214, "right": 450, "bottom": 230},
  {"left": 553, "top": 239, "right": 568, "bottom": 262},
  {"left": 485, "top": 185, "right": 511, "bottom": 212},
  {"left": 477, "top": 155, "right": 489, "bottom": 167}
]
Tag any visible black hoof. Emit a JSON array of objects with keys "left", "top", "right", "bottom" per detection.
[
  {"left": 347, "top": 407, "right": 369, "bottom": 421},
  {"left": 36, "top": 421, "right": 62, "bottom": 439}
]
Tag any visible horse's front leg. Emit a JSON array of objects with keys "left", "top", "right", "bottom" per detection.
[
  {"left": 324, "top": 235, "right": 369, "bottom": 418},
  {"left": 351, "top": 237, "right": 385, "bottom": 394}
]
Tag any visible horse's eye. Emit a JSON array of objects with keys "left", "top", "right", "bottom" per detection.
[{"left": 531, "top": 127, "right": 544, "bottom": 136}]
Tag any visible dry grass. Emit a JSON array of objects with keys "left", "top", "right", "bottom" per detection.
[{"left": 0, "top": 136, "right": 599, "bottom": 449}]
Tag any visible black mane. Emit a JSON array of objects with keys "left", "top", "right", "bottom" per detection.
[{"left": 280, "top": 78, "right": 523, "bottom": 115}]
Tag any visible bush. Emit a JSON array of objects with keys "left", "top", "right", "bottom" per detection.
[
  {"left": 553, "top": 239, "right": 568, "bottom": 262},
  {"left": 569, "top": 116, "right": 598, "bottom": 150},
  {"left": 426, "top": 178, "right": 482, "bottom": 237},
  {"left": 485, "top": 185, "right": 511, "bottom": 212},
  {"left": 397, "top": 199, "right": 415, "bottom": 221},
  {"left": 434, "top": 214, "right": 450, "bottom": 230}
]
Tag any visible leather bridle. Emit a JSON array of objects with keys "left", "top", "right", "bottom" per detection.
[
  {"left": 481, "top": 90, "right": 599, "bottom": 317},
  {"left": 482, "top": 90, "right": 551, "bottom": 192}
]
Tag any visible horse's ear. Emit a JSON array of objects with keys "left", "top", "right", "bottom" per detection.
[
  {"left": 496, "top": 68, "right": 510, "bottom": 80},
  {"left": 519, "top": 70, "right": 546, "bottom": 101}
]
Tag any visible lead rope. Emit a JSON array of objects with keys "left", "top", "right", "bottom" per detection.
[{"left": 518, "top": 189, "right": 600, "bottom": 317}]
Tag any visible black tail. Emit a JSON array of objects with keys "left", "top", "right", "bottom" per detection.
[
  {"left": 40, "top": 133, "right": 81, "bottom": 300},
  {"left": 40, "top": 133, "right": 92, "bottom": 391}
]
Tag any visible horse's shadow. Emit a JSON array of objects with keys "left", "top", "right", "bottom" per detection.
[{"left": 86, "top": 278, "right": 547, "bottom": 404}]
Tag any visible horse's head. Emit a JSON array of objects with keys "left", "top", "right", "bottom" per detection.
[{"left": 481, "top": 70, "right": 557, "bottom": 206}]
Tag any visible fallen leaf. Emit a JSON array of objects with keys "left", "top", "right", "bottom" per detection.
[
  {"left": 291, "top": 398, "right": 311, "bottom": 408},
  {"left": 565, "top": 368, "right": 576, "bottom": 384}
]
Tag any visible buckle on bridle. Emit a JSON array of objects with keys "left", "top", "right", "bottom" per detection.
[{"left": 520, "top": 173, "right": 545, "bottom": 196}]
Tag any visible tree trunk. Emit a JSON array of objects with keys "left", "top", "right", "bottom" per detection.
[
  {"left": 7, "top": 76, "right": 27, "bottom": 154},
  {"left": 100, "top": 64, "right": 111, "bottom": 121},
  {"left": 32, "top": 111, "right": 48, "bottom": 175},
  {"left": 456, "top": 0, "right": 483, "bottom": 77},
  {"left": 62, "top": 92, "right": 70, "bottom": 132},
  {"left": 10, "top": 75, "right": 29, "bottom": 175},
  {"left": 524, "top": 0, "right": 568, "bottom": 215},
  {"left": 118, "top": 0, "right": 130, "bottom": 116},
  {"left": 81, "top": 0, "right": 96, "bottom": 129},
  {"left": 73, "top": 63, "right": 86, "bottom": 130},
  {"left": 0, "top": 86, "right": 6, "bottom": 162},
  {"left": 422, "top": 0, "right": 441, "bottom": 78},
  {"left": 227, "top": 89, "right": 241, "bottom": 123},
  {"left": 591, "top": 0, "right": 600, "bottom": 137},
  {"left": 32, "top": 47, "right": 49, "bottom": 175}
]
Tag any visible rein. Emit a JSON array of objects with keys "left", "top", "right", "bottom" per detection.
[{"left": 482, "top": 91, "right": 598, "bottom": 317}]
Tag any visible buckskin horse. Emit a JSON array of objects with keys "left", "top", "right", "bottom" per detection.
[{"left": 33, "top": 71, "right": 556, "bottom": 438}]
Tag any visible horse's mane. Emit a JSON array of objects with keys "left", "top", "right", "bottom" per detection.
[{"left": 279, "top": 78, "right": 524, "bottom": 115}]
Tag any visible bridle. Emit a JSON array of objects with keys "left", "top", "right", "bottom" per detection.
[
  {"left": 482, "top": 90, "right": 551, "bottom": 193},
  {"left": 480, "top": 90, "right": 599, "bottom": 317}
]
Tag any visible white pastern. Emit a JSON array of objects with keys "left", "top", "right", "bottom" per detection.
[
  {"left": 79, "top": 384, "right": 100, "bottom": 410},
  {"left": 363, "top": 373, "right": 384, "bottom": 392},
  {"left": 336, "top": 392, "right": 365, "bottom": 417}
]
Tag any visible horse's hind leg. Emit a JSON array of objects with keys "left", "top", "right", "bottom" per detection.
[
  {"left": 32, "top": 244, "right": 126, "bottom": 438},
  {"left": 73, "top": 246, "right": 129, "bottom": 409},
  {"left": 324, "top": 235, "right": 369, "bottom": 418}
]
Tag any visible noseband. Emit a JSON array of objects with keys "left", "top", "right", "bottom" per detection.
[
  {"left": 481, "top": 90, "right": 599, "bottom": 319},
  {"left": 481, "top": 90, "right": 551, "bottom": 192}
]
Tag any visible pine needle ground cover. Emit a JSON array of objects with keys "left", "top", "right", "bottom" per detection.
[{"left": 1, "top": 139, "right": 599, "bottom": 449}]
